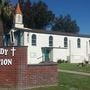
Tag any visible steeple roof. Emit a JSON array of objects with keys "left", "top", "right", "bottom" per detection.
[{"left": 15, "top": 3, "right": 22, "bottom": 14}]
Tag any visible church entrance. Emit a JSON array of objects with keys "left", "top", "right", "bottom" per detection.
[{"left": 42, "top": 47, "right": 53, "bottom": 62}]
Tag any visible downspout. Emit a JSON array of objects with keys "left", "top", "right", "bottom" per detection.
[{"left": 69, "top": 40, "right": 71, "bottom": 62}]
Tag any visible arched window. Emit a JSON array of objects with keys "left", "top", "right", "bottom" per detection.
[
  {"left": 32, "top": 34, "right": 36, "bottom": 46},
  {"left": 77, "top": 38, "right": 81, "bottom": 48},
  {"left": 49, "top": 36, "right": 53, "bottom": 46},
  {"left": 64, "top": 37, "right": 68, "bottom": 47}
]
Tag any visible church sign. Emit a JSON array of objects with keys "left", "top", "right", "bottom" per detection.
[
  {"left": 0, "top": 47, "right": 16, "bottom": 66},
  {"left": 0, "top": 47, "right": 57, "bottom": 89}
]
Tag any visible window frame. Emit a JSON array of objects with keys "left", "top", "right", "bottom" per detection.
[
  {"left": 32, "top": 34, "right": 36, "bottom": 46},
  {"left": 64, "top": 37, "right": 68, "bottom": 47},
  {"left": 49, "top": 36, "right": 53, "bottom": 47},
  {"left": 77, "top": 38, "right": 81, "bottom": 48}
]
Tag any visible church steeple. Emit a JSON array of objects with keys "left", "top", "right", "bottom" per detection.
[
  {"left": 15, "top": 3, "right": 22, "bottom": 14},
  {"left": 14, "top": 2, "right": 24, "bottom": 28}
]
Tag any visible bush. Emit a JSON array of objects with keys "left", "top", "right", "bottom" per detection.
[
  {"left": 64, "top": 61, "right": 68, "bottom": 63},
  {"left": 57, "top": 59, "right": 69, "bottom": 64},
  {"left": 57, "top": 59, "right": 64, "bottom": 64},
  {"left": 85, "top": 61, "right": 89, "bottom": 64}
]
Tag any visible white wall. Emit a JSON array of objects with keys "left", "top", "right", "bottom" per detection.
[
  {"left": 53, "top": 48, "right": 67, "bottom": 62},
  {"left": 23, "top": 31, "right": 90, "bottom": 64},
  {"left": 69, "top": 37, "right": 89, "bottom": 62}
]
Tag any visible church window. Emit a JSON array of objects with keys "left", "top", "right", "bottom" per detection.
[
  {"left": 64, "top": 37, "right": 68, "bottom": 47},
  {"left": 32, "top": 34, "right": 36, "bottom": 46},
  {"left": 49, "top": 36, "right": 53, "bottom": 46},
  {"left": 77, "top": 38, "right": 81, "bottom": 48}
]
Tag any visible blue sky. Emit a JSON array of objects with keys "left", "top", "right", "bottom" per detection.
[{"left": 12, "top": 0, "right": 90, "bottom": 34}]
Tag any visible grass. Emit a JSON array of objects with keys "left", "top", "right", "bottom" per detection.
[
  {"left": 58, "top": 63, "right": 90, "bottom": 73},
  {"left": 31, "top": 72, "right": 90, "bottom": 90}
]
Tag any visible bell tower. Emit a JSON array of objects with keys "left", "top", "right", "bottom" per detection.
[{"left": 14, "top": 3, "right": 24, "bottom": 28}]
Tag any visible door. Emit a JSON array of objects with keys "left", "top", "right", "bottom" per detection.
[
  {"left": 42, "top": 48, "right": 51, "bottom": 61},
  {"left": 45, "top": 49, "right": 50, "bottom": 61}
]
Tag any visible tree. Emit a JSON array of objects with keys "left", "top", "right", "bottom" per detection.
[
  {"left": 31, "top": 1, "right": 54, "bottom": 29},
  {"left": 0, "top": 0, "right": 4, "bottom": 46},
  {"left": 1, "top": 0, "right": 80, "bottom": 34},
  {"left": 52, "top": 15, "right": 80, "bottom": 33},
  {"left": 22, "top": 0, "right": 55, "bottom": 29},
  {"left": 19, "top": 0, "right": 79, "bottom": 33},
  {"left": 1, "top": 0, "right": 14, "bottom": 34},
  {"left": 23, "top": 0, "right": 31, "bottom": 28}
]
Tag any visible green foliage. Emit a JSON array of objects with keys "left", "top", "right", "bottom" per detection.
[
  {"left": 57, "top": 59, "right": 65, "bottom": 63},
  {"left": 23, "top": 0, "right": 55, "bottom": 29},
  {"left": 0, "top": 0, "right": 1, "bottom": 3},
  {"left": 23, "top": 0, "right": 31, "bottom": 28},
  {"left": 22, "top": 0, "right": 80, "bottom": 33},
  {"left": 1, "top": 0, "right": 14, "bottom": 34},
  {"left": 1, "top": 0, "right": 80, "bottom": 34},
  {"left": 57, "top": 59, "right": 68, "bottom": 64},
  {"left": 53, "top": 15, "right": 80, "bottom": 33},
  {"left": 0, "top": 0, "right": 2, "bottom": 14}
]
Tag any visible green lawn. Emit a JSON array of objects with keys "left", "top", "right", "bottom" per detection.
[
  {"left": 31, "top": 72, "right": 90, "bottom": 90},
  {"left": 58, "top": 63, "right": 90, "bottom": 73}
]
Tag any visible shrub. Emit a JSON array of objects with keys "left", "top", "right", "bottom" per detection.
[
  {"left": 85, "top": 61, "right": 89, "bottom": 64},
  {"left": 57, "top": 59, "right": 64, "bottom": 64},
  {"left": 64, "top": 61, "right": 68, "bottom": 63}
]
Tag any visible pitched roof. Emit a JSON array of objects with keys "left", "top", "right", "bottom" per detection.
[
  {"left": 14, "top": 27, "right": 90, "bottom": 38},
  {"left": 15, "top": 3, "right": 22, "bottom": 14}
]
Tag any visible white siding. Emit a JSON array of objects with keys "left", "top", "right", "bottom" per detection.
[{"left": 23, "top": 31, "right": 90, "bottom": 64}]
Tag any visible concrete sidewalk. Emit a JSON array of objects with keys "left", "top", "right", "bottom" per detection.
[{"left": 58, "top": 69, "right": 90, "bottom": 76}]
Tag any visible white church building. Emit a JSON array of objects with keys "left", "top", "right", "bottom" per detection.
[{"left": 4, "top": 3, "right": 90, "bottom": 64}]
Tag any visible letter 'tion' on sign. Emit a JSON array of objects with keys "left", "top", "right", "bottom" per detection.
[{"left": 0, "top": 59, "right": 12, "bottom": 65}]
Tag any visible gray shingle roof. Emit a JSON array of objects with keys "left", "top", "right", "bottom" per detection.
[{"left": 14, "top": 27, "right": 90, "bottom": 38}]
